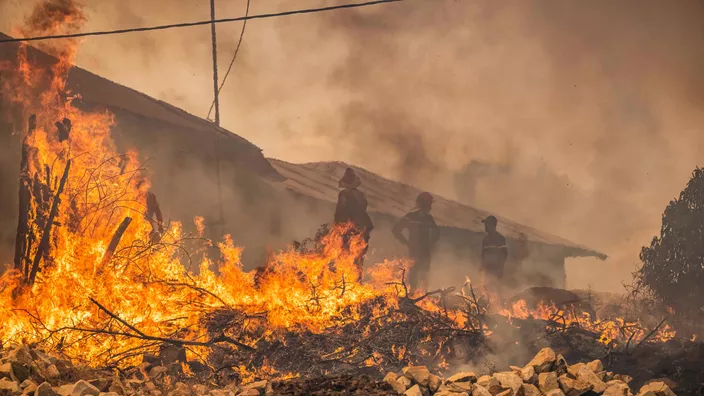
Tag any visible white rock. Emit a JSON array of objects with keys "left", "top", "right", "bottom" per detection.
[
  {"left": 603, "top": 382, "right": 631, "bottom": 396},
  {"left": 0, "top": 377, "right": 19, "bottom": 393},
  {"left": 526, "top": 348, "right": 556, "bottom": 373},
  {"left": 521, "top": 383, "right": 542, "bottom": 396},
  {"left": 493, "top": 372, "right": 523, "bottom": 393},
  {"left": 471, "top": 383, "right": 492, "bottom": 396},
  {"left": 586, "top": 360, "right": 604, "bottom": 373},
  {"left": 576, "top": 365, "right": 607, "bottom": 393},
  {"left": 402, "top": 366, "right": 431, "bottom": 387},
  {"left": 404, "top": 384, "right": 423, "bottom": 396},
  {"left": 445, "top": 372, "right": 477, "bottom": 384},
  {"left": 539, "top": 372, "right": 559, "bottom": 393},
  {"left": 35, "top": 382, "right": 58, "bottom": 396},
  {"left": 57, "top": 380, "right": 100, "bottom": 396},
  {"left": 638, "top": 381, "right": 676, "bottom": 396}
]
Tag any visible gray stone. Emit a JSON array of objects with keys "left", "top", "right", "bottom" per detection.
[
  {"left": 403, "top": 366, "right": 431, "bottom": 387},
  {"left": 526, "top": 348, "right": 557, "bottom": 373},
  {"left": 383, "top": 372, "right": 399, "bottom": 383},
  {"left": 559, "top": 375, "right": 592, "bottom": 396},
  {"left": 643, "top": 378, "right": 678, "bottom": 391},
  {"left": 404, "top": 385, "right": 423, "bottom": 396},
  {"left": 383, "top": 374, "right": 406, "bottom": 395},
  {"left": 638, "top": 382, "right": 676, "bottom": 396},
  {"left": 575, "top": 365, "right": 607, "bottom": 393},
  {"left": 493, "top": 372, "right": 523, "bottom": 393},
  {"left": 567, "top": 363, "right": 586, "bottom": 378},
  {"left": 476, "top": 375, "right": 503, "bottom": 394},
  {"left": 519, "top": 365, "right": 536, "bottom": 383},
  {"left": 445, "top": 372, "right": 477, "bottom": 384},
  {"left": 554, "top": 355, "right": 568, "bottom": 376},
  {"left": 170, "top": 382, "right": 193, "bottom": 396},
  {"left": 603, "top": 382, "right": 631, "bottom": 396},
  {"left": 434, "top": 392, "right": 468, "bottom": 396},
  {"left": 58, "top": 380, "right": 100, "bottom": 396},
  {"left": 0, "top": 377, "right": 19, "bottom": 394},
  {"left": 613, "top": 374, "right": 633, "bottom": 384},
  {"left": 6, "top": 346, "right": 32, "bottom": 366},
  {"left": 545, "top": 390, "right": 566, "bottom": 396},
  {"left": 539, "top": 372, "right": 559, "bottom": 393},
  {"left": 43, "top": 365, "right": 60, "bottom": 380},
  {"left": 0, "top": 363, "right": 11, "bottom": 380},
  {"left": 428, "top": 374, "right": 441, "bottom": 392},
  {"left": 521, "top": 383, "right": 542, "bottom": 396},
  {"left": 398, "top": 376, "right": 413, "bottom": 388},
  {"left": 148, "top": 366, "right": 168, "bottom": 379},
  {"left": 192, "top": 385, "right": 209, "bottom": 395},
  {"left": 19, "top": 379, "right": 36, "bottom": 390},
  {"left": 444, "top": 382, "right": 472, "bottom": 393},
  {"left": 471, "top": 383, "right": 493, "bottom": 396},
  {"left": 586, "top": 360, "right": 604, "bottom": 373},
  {"left": 9, "top": 362, "right": 30, "bottom": 384},
  {"left": 35, "top": 382, "right": 58, "bottom": 396}
]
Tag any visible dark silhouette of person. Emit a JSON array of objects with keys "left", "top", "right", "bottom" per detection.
[
  {"left": 480, "top": 215, "right": 508, "bottom": 296},
  {"left": 392, "top": 192, "right": 439, "bottom": 291},
  {"left": 334, "top": 167, "right": 374, "bottom": 281}
]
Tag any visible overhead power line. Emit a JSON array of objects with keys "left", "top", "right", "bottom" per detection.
[{"left": 0, "top": 0, "right": 404, "bottom": 44}]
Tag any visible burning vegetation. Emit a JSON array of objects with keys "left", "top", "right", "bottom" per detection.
[{"left": 0, "top": 1, "right": 702, "bottom": 395}]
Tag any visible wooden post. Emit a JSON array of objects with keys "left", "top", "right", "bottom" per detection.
[
  {"left": 14, "top": 115, "right": 36, "bottom": 273},
  {"left": 27, "top": 160, "right": 70, "bottom": 285}
]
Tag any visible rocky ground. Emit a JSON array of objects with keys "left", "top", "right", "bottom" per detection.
[{"left": 0, "top": 343, "right": 691, "bottom": 396}]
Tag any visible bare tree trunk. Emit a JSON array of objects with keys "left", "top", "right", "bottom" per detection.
[{"left": 27, "top": 159, "right": 70, "bottom": 286}]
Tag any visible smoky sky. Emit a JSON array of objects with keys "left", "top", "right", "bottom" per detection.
[{"left": 2, "top": 0, "right": 704, "bottom": 291}]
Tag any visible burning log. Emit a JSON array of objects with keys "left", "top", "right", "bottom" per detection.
[
  {"left": 27, "top": 159, "right": 71, "bottom": 286},
  {"left": 99, "top": 216, "right": 133, "bottom": 268}
]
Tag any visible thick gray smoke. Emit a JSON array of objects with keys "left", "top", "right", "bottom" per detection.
[{"left": 2, "top": 0, "right": 704, "bottom": 291}]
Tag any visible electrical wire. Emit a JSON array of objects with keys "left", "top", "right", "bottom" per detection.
[{"left": 0, "top": 0, "right": 404, "bottom": 44}]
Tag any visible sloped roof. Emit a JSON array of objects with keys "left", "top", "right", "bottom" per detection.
[
  {"left": 270, "top": 159, "right": 606, "bottom": 259},
  {"left": 0, "top": 33, "right": 283, "bottom": 182}
]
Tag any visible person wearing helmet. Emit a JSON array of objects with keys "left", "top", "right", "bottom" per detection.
[
  {"left": 481, "top": 215, "right": 508, "bottom": 296},
  {"left": 392, "top": 192, "right": 439, "bottom": 291},
  {"left": 334, "top": 167, "right": 374, "bottom": 281}
]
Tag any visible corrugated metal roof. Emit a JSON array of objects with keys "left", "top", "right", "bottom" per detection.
[{"left": 270, "top": 159, "right": 606, "bottom": 259}]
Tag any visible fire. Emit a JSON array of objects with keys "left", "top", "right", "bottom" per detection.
[
  {"left": 499, "top": 299, "right": 677, "bottom": 346},
  {"left": 0, "top": 0, "right": 418, "bottom": 370},
  {"left": 0, "top": 0, "right": 684, "bottom": 381}
]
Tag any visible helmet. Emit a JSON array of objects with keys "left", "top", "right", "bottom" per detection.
[
  {"left": 416, "top": 192, "right": 434, "bottom": 207},
  {"left": 482, "top": 215, "right": 498, "bottom": 225}
]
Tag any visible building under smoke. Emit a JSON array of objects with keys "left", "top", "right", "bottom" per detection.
[{"left": 0, "top": 33, "right": 604, "bottom": 288}]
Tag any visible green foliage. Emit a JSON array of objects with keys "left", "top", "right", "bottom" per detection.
[{"left": 638, "top": 168, "right": 704, "bottom": 317}]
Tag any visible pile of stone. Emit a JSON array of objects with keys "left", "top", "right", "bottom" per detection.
[
  {"left": 383, "top": 347, "right": 678, "bottom": 396},
  {"left": 0, "top": 343, "right": 275, "bottom": 396}
]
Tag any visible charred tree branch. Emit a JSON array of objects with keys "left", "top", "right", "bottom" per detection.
[{"left": 88, "top": 297, "right": 254, "bottom": 351}]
